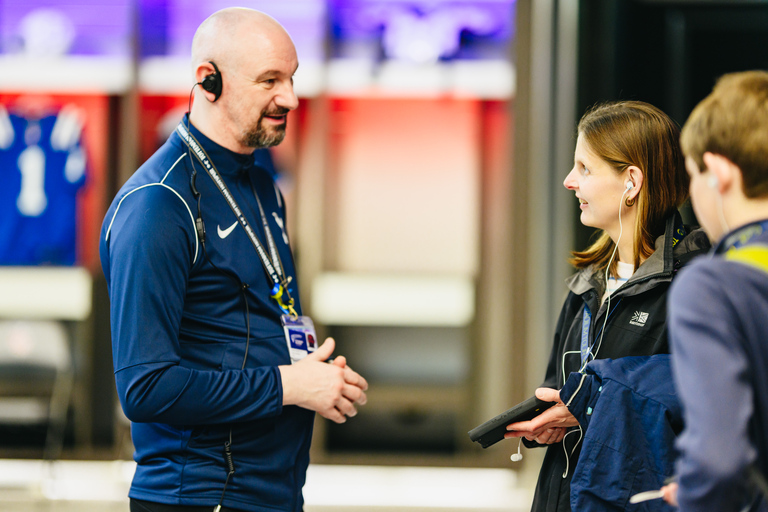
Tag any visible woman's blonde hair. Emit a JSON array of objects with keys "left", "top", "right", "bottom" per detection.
[{"left": 570, "top": 101, "right": 688, "bottom": 274}]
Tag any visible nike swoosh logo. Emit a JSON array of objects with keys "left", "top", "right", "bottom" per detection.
[{"left": 217, "top": 221, "right": 238, "bottom": 239}]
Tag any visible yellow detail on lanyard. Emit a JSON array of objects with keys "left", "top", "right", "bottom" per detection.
[{"left": 271, "top": 283, "right": 298, "bottom": 319}]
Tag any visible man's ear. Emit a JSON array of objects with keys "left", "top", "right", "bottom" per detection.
[{"left": 195, "top": 61, "right": 222, "bottom": 102}]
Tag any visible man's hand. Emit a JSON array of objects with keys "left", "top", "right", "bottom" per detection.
[
  {"left": 504, "top": 387, "right": 579, "bottom": 444},
  {"left": 279, "top": 337, "right": 368, "bottom": 423}
]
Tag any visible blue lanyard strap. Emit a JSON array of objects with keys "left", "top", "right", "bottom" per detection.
[
  {"left": 579, "top": 298, "right": 623, "bottom": 366},
  {"left": 580, "top": 305, "right": 591, "bottom": 364}
]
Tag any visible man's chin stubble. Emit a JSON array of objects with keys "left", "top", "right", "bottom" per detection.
[{"left": 245, "top": 124, "right": 286, "bottom": 148}]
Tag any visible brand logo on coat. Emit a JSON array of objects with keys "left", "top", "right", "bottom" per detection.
[
  {"left": 217, "top": 221, "right": 238, "bottom": 239},
  {"left": 629, "top": 311, "right": 649, "bottom": 327}
]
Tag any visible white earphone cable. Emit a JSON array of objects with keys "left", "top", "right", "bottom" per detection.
[{"left": 579, "top": 183, "right": 631, "bottom": 373}]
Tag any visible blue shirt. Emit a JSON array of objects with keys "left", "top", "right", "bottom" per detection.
[{"left": 670, "top": 222, "right": 768, "bottom": 512}]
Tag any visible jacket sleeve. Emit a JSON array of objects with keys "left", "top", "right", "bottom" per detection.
[
  {"left": 670, "top": 261, "right": 756, "bottom": 512},
  {"left": 102, "top": 185, "right": 283, "bottom": 425},
  {"left": 560, "top": 371, "right": 600, "bottom": 432}
]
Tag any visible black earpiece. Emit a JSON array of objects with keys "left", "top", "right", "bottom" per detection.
[
  {"left": 188, "top": 162, "right": 206, "bottom": 244},
  {"left": 200, "top": 61, "right": 223, "bottom": 102}
]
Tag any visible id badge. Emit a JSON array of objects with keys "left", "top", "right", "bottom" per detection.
[{"left": 281, "top": 314, "right": 317, "bottom": 364}]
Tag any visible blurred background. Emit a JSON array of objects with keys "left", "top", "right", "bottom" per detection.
[{"left": 0, "top": 0, "right": 766, "bottom": 510}]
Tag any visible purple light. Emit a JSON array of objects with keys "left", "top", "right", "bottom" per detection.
[
  {"left": 140, "top": 0, "right": 327, "bottom": 60},
  {"left": 363, "top": 5, "right": 501, "bottom": 63},
  {"left": 0, "top": 0, "right": 132, "bottom": 57},
  {"left": 330, "top": 0, "right": 514, "bottom": 62}
]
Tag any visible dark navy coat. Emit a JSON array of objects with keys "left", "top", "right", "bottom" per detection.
[{"left": 527, "top": 213, "right": 710, "bottom": 512}]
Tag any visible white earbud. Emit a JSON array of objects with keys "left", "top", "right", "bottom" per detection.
[
  {"left": 625, "top": 181, "right": 634, "bottom": 190},
  {"left": 708, "top": 175, "right": 719, "bottom": 188},
  {"left": 510, "top": 438, "right": 523, "bottom": 462}
]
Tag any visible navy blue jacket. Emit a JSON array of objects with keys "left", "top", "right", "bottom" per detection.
[
  {"left": 560, "top": 356, "right": 680, "bottom": 512},
  {"left": 100, "top": 118, "right": 312, "bottom": 511}
]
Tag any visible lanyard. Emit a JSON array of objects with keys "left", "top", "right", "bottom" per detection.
[
  {"left": 176, "top": 123, "right": 297, "bottom": 317},
  {"left": 671, "top": 216, "right": 687, "bottom": 247},
  {"left": 579, "top": 298, "right": 623, "bottom": 366},
  {"left": 580, "top": 305, "right": 591, "bottom": 364}
]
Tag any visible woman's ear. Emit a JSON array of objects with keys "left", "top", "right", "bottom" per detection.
[{"left": 626, "top": 166, "right": 644, "bottom": 199}]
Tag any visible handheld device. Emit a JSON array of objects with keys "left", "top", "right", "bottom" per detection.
[{"left": 468, "top": 396, "right": 555, "bottom": 448}]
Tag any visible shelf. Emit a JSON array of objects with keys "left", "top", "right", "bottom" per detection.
[
  {"left": 0, "top": 55, "right": 132, "bottom": 94},
  {"left": 138, "top": 56, "right": 325, "bottom": 97},
  {"left": 2, "top": 55, "right": 514, "bottom": 99},
  {"left": 304, "top": 464, "right": 529, "bottom": 510},
  {"left": 311, "top": 272, "right": 475, "bottom": 327},
  {"left": 0, "top": 266, "right": 92, "bottom": 320},
  {"left": 361, "top": 384, "right": 469, "bottom": 412},
  {"left": 326, "top": 58, "right": 516, "bottom": 99},
  {"left": 0, "top": 459, "right": 531, "bottom": 510},
  {"left": 138, "top": 56, "right": 515, "bottom": 99}
]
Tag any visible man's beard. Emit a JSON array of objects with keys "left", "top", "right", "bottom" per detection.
[{"left": 243, "top": 108, "right": 289, "bottom": 148}]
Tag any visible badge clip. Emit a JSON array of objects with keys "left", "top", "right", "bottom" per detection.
[{"left": 271, "top": 282, "right": 298, "bottom": 319}]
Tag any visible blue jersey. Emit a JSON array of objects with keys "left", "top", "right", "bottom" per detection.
[{"left": 0, "top": 104, "right": 87, "bottom": 265}]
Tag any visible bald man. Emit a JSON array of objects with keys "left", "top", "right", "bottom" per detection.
[{"left": 100, "top": 8, "right": 367, "bottom": 512}]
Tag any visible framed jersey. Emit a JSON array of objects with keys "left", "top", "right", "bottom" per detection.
[
  {"left": 0, "top": 103, "right": 86, "bottom": 265},
  {"left": 0, "top": 93, "right": 110, "bottom": 269}
]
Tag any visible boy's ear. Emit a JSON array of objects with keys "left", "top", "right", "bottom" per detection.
[{"left": 702, "top": 152, "right": 737, "bottom": 192}]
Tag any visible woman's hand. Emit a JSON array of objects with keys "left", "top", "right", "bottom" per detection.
[
  {"left": 661, "top": 482, "right": 678, "bottom": 506},
  {"left": 504, "top": 387, "right": 580, "bottom": 444}
]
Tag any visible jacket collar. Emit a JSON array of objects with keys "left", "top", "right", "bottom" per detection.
[
  {"left": 172, "top": 114, "right": 255, "bottom": 177},
  {"left": 566, "top": 210, "right": 710, "bottom": 297},
  {"left": 715, "top": 218, "right": 768, "bottom": 254}
]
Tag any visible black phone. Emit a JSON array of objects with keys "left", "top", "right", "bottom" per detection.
[{"left": 468, "top": 396, "right": 555, "bottom": 448}]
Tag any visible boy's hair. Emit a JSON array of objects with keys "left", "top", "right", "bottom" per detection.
[
  {"left": 681, "top": 70, "right": 768, "bottom": 198},
  {"left": 570, "top": 101, "right": 688, "bottom": 273}
]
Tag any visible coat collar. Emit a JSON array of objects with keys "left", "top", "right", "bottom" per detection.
[
  {"left": 172, "top": 115, "right": 255, "bottom": 177},
  {"left": 566, "top": 211, "right": 710, "bottom": 297},
  {"left": 715, "top": 218, "right": 768, "bottom": 254}
]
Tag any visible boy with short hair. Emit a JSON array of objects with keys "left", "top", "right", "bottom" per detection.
[{"left": 663, "top": 70, "right": 768, "bottom": 511}]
